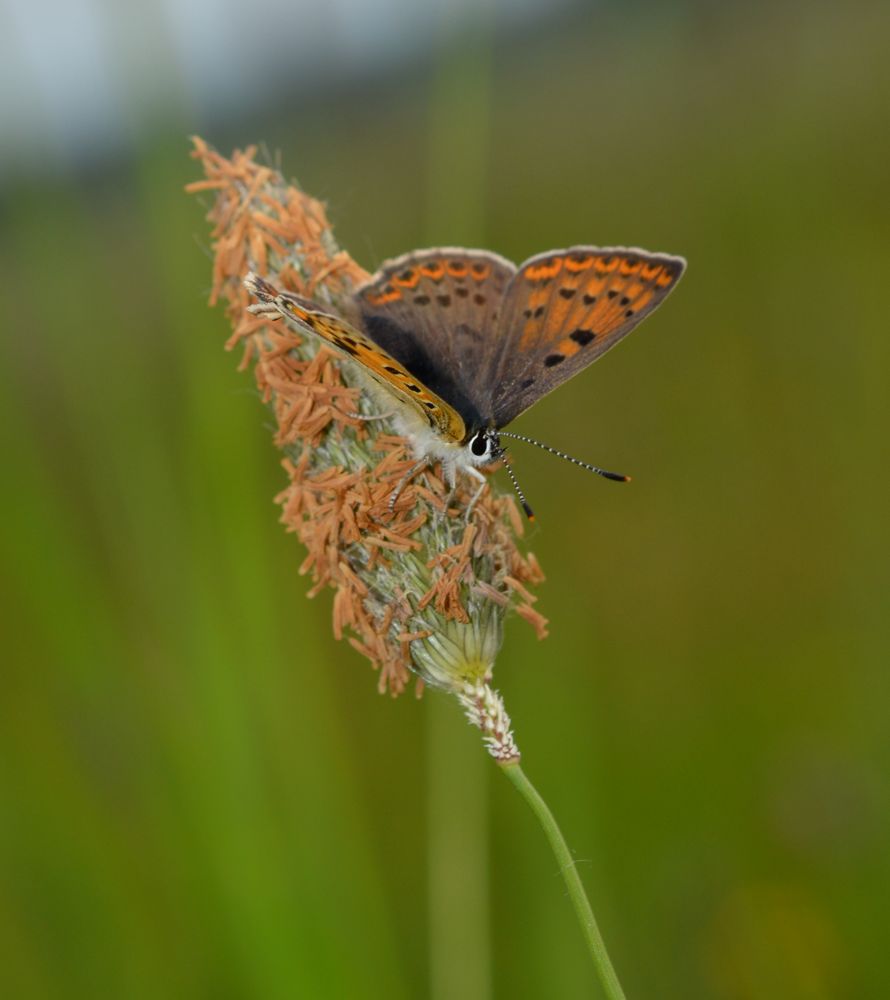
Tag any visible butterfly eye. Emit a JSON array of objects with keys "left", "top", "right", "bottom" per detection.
[{"left": 469, "top": 432, "right": 490, "bottom": 458}]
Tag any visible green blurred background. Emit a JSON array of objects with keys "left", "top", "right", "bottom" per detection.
[{"left": 2, "top": 1, "right": 888, "bottom": 997}]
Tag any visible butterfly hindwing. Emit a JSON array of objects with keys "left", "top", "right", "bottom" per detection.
[
  {"left": 244, "top": 272, "right": 467, "bottom": 443},
  {"left": 354, "top": 248, "right": 516, "bottom": 432},
  {"left": 486, "top": 246, "right": 686, "bottom": 427}
]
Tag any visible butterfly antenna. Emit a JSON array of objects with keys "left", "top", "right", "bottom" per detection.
[
  {"left": 498, "top": 431, "right": 631, "bottom": 483},
  {"left": 500, "top": 454, "right": 536, "bottom": 522}
]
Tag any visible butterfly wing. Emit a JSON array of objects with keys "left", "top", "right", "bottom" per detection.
[
  {"left": 354, "top": 248, "right": 516, "bottom": 434},
  {"left": 244, "top": 272, "right": 467, "bottom": 443},
  {"left": 485, "top": 247, "right": 686, "bottom": 428}
]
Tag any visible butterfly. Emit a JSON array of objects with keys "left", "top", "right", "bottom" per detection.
[{"left": 245, "top": 245, "right": 685, "bottom": 517}]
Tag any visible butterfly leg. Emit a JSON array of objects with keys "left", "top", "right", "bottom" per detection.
[
  {"left": 246, "top": 302, "right": 281, "bottom": 321},
  {"left": 463, "top": 467, "right": 489, "bottom": 522},
  {"left": 387, "top": 456, "right": 430, "bottom": 515},
  {"left": 343, "top": 408, "right": 394, "bottom": 422}
]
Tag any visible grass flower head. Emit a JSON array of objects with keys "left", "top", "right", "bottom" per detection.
[{"left": 187, "top": 139, "right": 548, "bottom": 756}]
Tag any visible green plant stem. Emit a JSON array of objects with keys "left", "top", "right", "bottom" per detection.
[{"left": 499, "top": 761, "right": 627, "bottom": 1000}]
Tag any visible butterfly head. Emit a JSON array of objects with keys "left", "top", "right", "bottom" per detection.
[
  {"left": 465, "top": 429, "right": 537, "bottom": 521},
  {"left": 466, "top": 428, "right": 502, "bottom": 468}
]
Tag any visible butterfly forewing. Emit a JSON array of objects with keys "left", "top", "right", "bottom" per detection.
[
  {"left": 355, "top": 248, "right": 516, "bottom": 433},
  {"left": 486, "top": 247, "right": 686, "bottom": 427},
  {"left": 245, "top": 273, "right": 468, "bottom": 443}
]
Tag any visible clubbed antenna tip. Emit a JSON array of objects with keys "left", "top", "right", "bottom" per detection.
[
  {"left": 501, "top": 455, "right": 535, "bottom": 521},
  {"left": 498, "top": 430, "right": 630, "bottom": 484}
]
